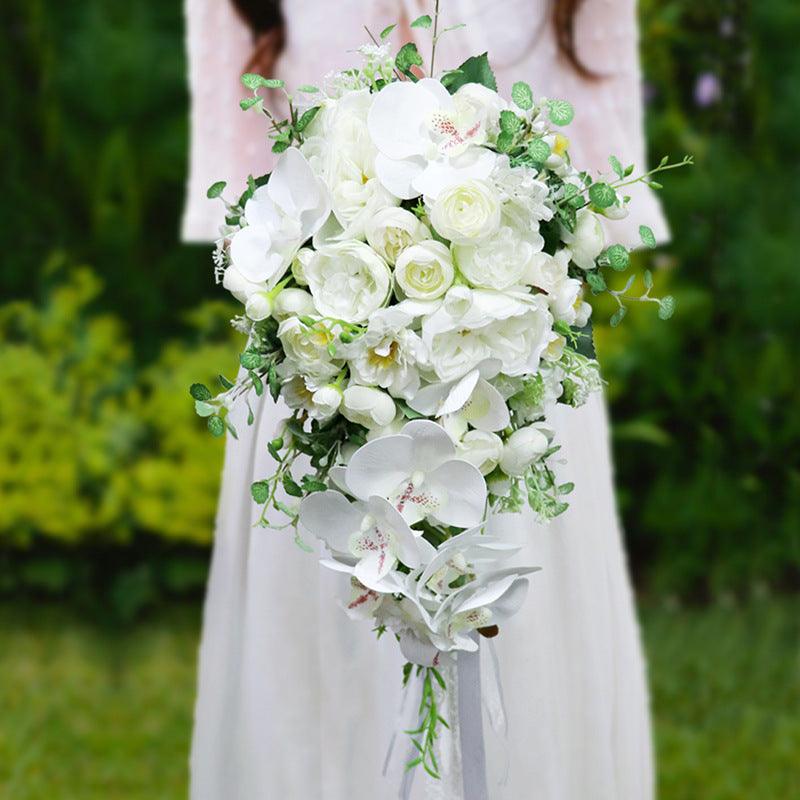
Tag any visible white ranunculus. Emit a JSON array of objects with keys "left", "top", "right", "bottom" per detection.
[
  {"left": 422, "top": 289, "right": 554, "bottom": 382},
  {"left": 458, "top": 430, "right": 503, "bottom": 475},
  {"left": 305, "top": 241, "right": 392, "bottom": 324},
  {"left": 281, "top": 376, "right": 342, "bottom": 421},
  {"left": 341, "top": 385, "right": 397, "bottom": 429},
  {"left": 562, "top": 208, "right": 605, "bottom": 271},
  {"left": 524, "top": 249, "right": 570, "bottom": 293},
  {"left": 499, "top": 425, "right": 550, "bottom": 476},
  {"left": 291, "top": 247, "right": 314, "bottom": 286},
  {"left": 365, "top": 207, "right": 430, "bottom": 265},
  {"left": 343, "top": 307, "right": 428, "bottom": 399},
  {"left": 277, "top": 317, "right": 340, "bottom": 380},
  {"left": 394, "top": 241, "right": 455, "bottom": 301},
  {"left": 301, "top": 90, "right": 398, "bottom": 241},
  {"left": 454, "top": 222, "right": 543, "bottom": 290},
  {"left": 429, "top": 180, "right": 501, "bottom": 245},
  {"left": 227, "top": 148, "right": 330, "bottom": 292},
  {"left": 272, "top": 288, "right": 317, "bottom": 321},
  {"left": 367, "top": 78, "right": 497, "bottom": 200}
]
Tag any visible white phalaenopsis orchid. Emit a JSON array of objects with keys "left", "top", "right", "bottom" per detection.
[
  {"left": 346, "top": 420, "right": 487, "bottom": 528},
  {"left": 409, "top": 359, "right": 510, "bottom": 432},
  {"left": 226, "top": 149, "right": 330, "bottom": 294},
  {"left": 299, "top": 491, "right": 435, "bottom": 591},
  {"left": 367, "top": 79, "right": 497, "bottom": 200}
]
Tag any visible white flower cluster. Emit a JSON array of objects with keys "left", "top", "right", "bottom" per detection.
[{"left": 214, "top": 66, "right": 617, "bottom": 665}]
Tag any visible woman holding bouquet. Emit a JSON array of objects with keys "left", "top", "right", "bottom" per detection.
[{"left": 183, "top": 1, "right": 668, "bottom": 798}]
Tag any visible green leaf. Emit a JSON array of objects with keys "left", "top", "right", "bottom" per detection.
[
  {"left": 658, "top": 295, "right": 676, "bottom": 320},
  {"left": 250, "top": 371, "right": 264, "bottom": 397},
  {"left": 218, "top": 374, "right": 235, "bottom": 390},
  {"left": 282, "top": 474, "right": 304, "bottom": 498},
  {"left": 499, "top": 110, "right": 522, "bottom": 135},
  {"left": 268, "top": 363, "right": 281, "bottom": 401},
  {"left": 609, "top": 155, "right": 624, "bottom": 180},
  {"left": 395, "top": 42, "right": 424, "bottom": 74},
  {"left": 643, "top": 269, "right": 654, "bottom": 290},
  {"left": 301, "top": 476, "right": 328, "bottom": 493},
  {"left": 527, "top": 138, "right": 551, "bottom": 163},
  {"left": 397, "top": 400, "right": 425, "bottom": 420},
  {"left": 547, "top": 98, "right": 574, "bottom": 126},
  {"left": 586, "top": 271, "right": 607, "bottom": 294},
  {"left": 296, "top": 105, "right": 320, "bottom": 132},
  {"left": 605, "top": 244, "right": 630, "bottom": 271},
  {"left": 194, "top": 400, "right": 216, "bottom": 418},
  {"left": 588, "top": 182, "right": 617, "bottom": 209},
  {"left": 379, "top": 23, "right": 397, "bottom": 39},
  {"left": 246, "top": 403, "right": 254, "bottom": 426},
  {"left": 610, "top": 306, "right": 627, "bottom": 327},
  {"left": 207, "top": 416, "right": 225, "bottom": 437},
  {"left": 241, "top": 73, "right": 264, "bottom": 90},
  {"left": 271, "top": 140, "right": 290, "bottom": 154},
  {"left": 297, "top": 84, "right": 320, "bottom": 93},
  {"left": 639, "top": 224, "right": 657, "bottom": 249},
  {"left": 206, "top": 181, "right": 226, "bottom": 199},
  {"left": 410, "top": 14, "right": 432, "bottom": 28},
  {"left": 267, "top": 441, "right": 282, "bottom": 462},
  {"left": 511, "top": 81, "right": 533, "bottom": 110},
  {"left": 190, "top": 383, "right": 212, "bottom": 401},
  {"left": 251, "top": 481, "right": 270, "bottom": 504},
  {"left": 240, "top": 350, "right": 264, "bottom": 370},
  {"left": 496, "top": 130, "right": 514, "bottom": 153},
  {"left": 558, "top": 482, "right": 575, "bottom": 495},
  {"left": 440, "top": 53, "right": 497, "bottom": 93},
  {"left": 261, "top": 77, "right": 285, "bottom": 89},
  {"left": 239, "top": 96, "right": 260, "bottom": 111}
]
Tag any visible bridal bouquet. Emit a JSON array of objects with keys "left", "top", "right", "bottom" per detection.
[{"left": 192, "top": 14, "right": 686, "bottom": 778}]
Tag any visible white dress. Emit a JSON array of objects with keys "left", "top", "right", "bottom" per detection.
[{"left": 183, "top": 2, "right": 666, "bottom": 798}]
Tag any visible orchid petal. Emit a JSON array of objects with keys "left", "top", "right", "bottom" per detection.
[
  {"left": 367, "top": 496, "right": 421, "bottom": 569},
  {"left": 438, "top": 370, "right": 481, "bottom": 416},
  {"left": 298, "top": 490, "right": 361, "bottom": 552},
  {"left": 402, "top": 419, "right": 456, "bottom": 472},
  {"left": 374, "top": 153, "right": 424, "bottom": 200},
  {"left": 229, "top": 225, "right": 276, "bottom": 283},
  {"left": 345, "top": 434, "right": 414, "bottom": 501},
  {"left": 367, "top": 81, "right": 440, "bottom": 160},
  {"left": 463, "top": 379, "right": 510, "bottom": 432},
  {"left": 426, "top": 459, "right": 487, "bottom": 528},
  {"left": 354, "top": 550, "right": 395, "bottom": 592}
]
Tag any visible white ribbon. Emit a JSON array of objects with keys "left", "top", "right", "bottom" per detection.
[{"left": 456, "top": 638, "right": 489, "bottom": 800}]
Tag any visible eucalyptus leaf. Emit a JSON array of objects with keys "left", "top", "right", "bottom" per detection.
[
  {"left": 297, "top": 84, "right": 320, "bottom": 93},
  {"left": 588, "top": 182, "right": 617, "bottom": 209},
  {"left": 251, "top": 481, "right": 270, "bottom": 504},
  {"left": 207, "top": 416, "right": 225, "bottom": 437},
  {"left": 410, "top": 14, "right": 432, "bottom": 28},
  {"left": 511, "top": 81, "right": 533, "bottom": 110},
  {"left": 189, "top": 383, "right": 212, "bottom": 401},
  {"left": 547, "top": 98, "right": 574, "bottom": 126},
  {"left": 296, "top": 105, "right": 320, "bottom": 132},
  {"left": 639, "top": 224, "right": 657, "bottom": 249},
  {"left": 380, "top": 23, "right": 397, "bottom": 39},
  {"left": 499, "top": 110, "right": 522, "bottom": 134},
  {"left": 239, "top": 96, "right": 260, "bottom": 111},
  {"left": 609, "top": 155, "right": 624, "bottom": 180},
  {"left": 610, "top": 306, "right": 627, "bottom": 327},
  {"left": 527, "top": 138, "right": 551, "bottom": 162},
  {"left": 206, "top": 181, "right": 226, "bottom": 199},
  {"left": 643, "top": 269, "right": 654, "bottom": 290},
  {"left": 605, "top": 244, "right": 630, "bottom": 271},
  {"left": 658, "top": 295, "right": 676, "bottom": 320}
]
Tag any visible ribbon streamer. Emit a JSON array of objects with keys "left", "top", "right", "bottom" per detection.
[{"left": 457, "top": 641, "right": 489, "bottom": 800}]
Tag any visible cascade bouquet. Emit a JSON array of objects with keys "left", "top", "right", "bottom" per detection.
[{"left": 192, "top": 11, "right": 687, "bottom": 779}]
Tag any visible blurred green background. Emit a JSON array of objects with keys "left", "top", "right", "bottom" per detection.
[{"left": 1, "top": 0, "right": 798, "bottom": 797}]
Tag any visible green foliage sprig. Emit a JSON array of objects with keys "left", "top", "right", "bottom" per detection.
[{"left": 403, "top": 664, "right": 449, "bottom": 779}]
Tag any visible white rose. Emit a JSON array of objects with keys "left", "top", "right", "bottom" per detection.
[
  {"left": 562, "top": 208, "right": 605, "bottom": 270},
  {"left": 341, "top": 385, "right": 397, "bottom": 429},
  {"left": 277, "top": 317, "right": 340, "bottom": 380},
  {"left": 365, "top": 207, "right": 430, "bottom": 265},
  {"left": 548, "top": 277, "right": 583, "bottom": 325},
  {"left": 395, "top": 241, "right": 455, "bottom": 301},
  {"left": 244, "top": 291, "right": 273, "bottom": 321},
  {"left": 305, "top": 241, "right": 392, "bottom": 323},
  {"left": 429, "top": 180, "right": 501, "bottom": 245},
  {"left": 458, "top": 430, "right": 503, "bottom": 475},
  {"left": 499, "top": 425, "right": 550, "bottom": 476},
  {"left": 291, "top": 248, "right": 314, "bottom": 286},
  {"left": 272, "top": 288, "right": 317, "bottom": 321},
  {"left": 422, "top": 289, "right": 554, "bottom": 381},
  {"left": 454, "top": 223, "right": 543, "bottom": 290}
]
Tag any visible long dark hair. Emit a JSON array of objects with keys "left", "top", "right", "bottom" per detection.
[{"left": 231, "top": 0, "right": 593, "bottom": 77}]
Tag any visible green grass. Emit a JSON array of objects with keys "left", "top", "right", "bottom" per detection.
[{"left": 0, "top": 598, "right": 797, "bottom": 799}]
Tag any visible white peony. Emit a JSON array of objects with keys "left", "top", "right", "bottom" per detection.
[
  {"left": 422, "top": 288, "right": 554, "bottom": 382},
  {"left": 429, "top": 180, "right": 501, "bottom": 245},
  {"left": 341, "top": 385, "right": 397, "bottom": 429},
  {"left": 365, "top": 207, "right": 430, "bottom": 265},
  {"left": 458, "top": 430, "right": 504, "bottom": 475},
  {"left": 394, "top": 241, "right": 455, "bottom": 301},
  {"left": 305, "top": 241, "right": 392, "bottom": 324},
  {"left": 227, "top": 148, "right": 330, "bottom": 293},
  {"left": 272, "top": 288, "right": 317, "bottom": 321},
  {"left": 301, "top": 89, "right": 398, "bottom": 241},
  {"left": 343, "top": 308, "right": 428, "bottom": 400},
  {"left": 277, "top": 317, "right": 341, "bottom": 380},
  {"left": 367, "top": 78, "right": 497, "bottom": 200},
  {"left": 562, "top": 208, "right": 605, "bottom": 270},
  {"left": 454, "top": 222, "right": 543, "bottom": 290},
  {"left": 499, "top": 425, "right": 550, "bottom": 476}
]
